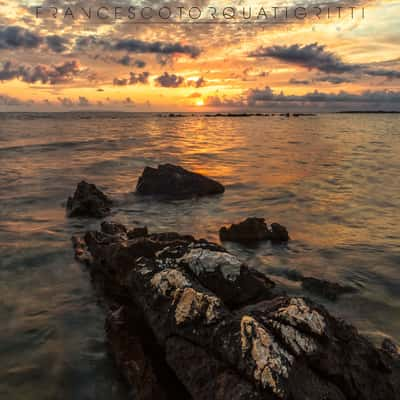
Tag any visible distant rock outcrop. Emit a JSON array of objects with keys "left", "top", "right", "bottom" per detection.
[
  {"left": 72, "top": 222, "right": 400, "bottom": 400},
  {"left": 136, "top": 164, "right": 225, "bottom": 199},
  {"left": 67, "top": 181, "right": 112, "bottom": 218},
  {"left": 219, "top": 217, "right": 289, "bottom": 243}
]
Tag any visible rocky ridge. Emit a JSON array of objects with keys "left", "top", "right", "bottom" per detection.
[{"left": 72, "top": 221, "right": 400, "bottom": 400}]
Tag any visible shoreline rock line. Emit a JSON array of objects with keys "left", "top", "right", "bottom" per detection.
[
  {"left": 72, "top": 221, "right": 400, "bottom": 400},
  {"left": 66, "top": 164, "right": 225, "bottom": 217}
]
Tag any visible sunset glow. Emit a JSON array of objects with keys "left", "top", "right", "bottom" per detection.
[{"left": 0, "top": 0, "right": 400, "bottom": 111}]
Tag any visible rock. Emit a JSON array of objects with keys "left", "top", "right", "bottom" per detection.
[
  {"left": 136, "top": 164, "right": 225, "bottom": 199},
  {"left": 301, "top": 277, "right": 357, "bottom": 301},
  {"left": 105, "top": 306, "right": 168, "bottom": 400},
  {"left": 101, "top": 221, "right": 127, "bottom": 236},
  {"left": 128, "top": 226, "right": 148, "bottom": 239},
  {"left": 219, "top": 217, "right": 289, "bottom": 243},
  {"left": 72, "top": 222, "right": 400, "bottom": 400},
  {"left": 382, "top": 338, "right": 399, "bottom": 358},
  {"left": 270, "top": 223, "right": 290, "bottom": 242},
  {"left": 67, "top": 181, "right": 112, "bottom": 218},
  {"left": 71, "top": 235, "right": 93, "bottom": 265},
  {"left": 166, "top": 336, "right": 266, "bottom": 400},
  {"left": 180, "top": 248, "right": 275, "bottom": 307}
]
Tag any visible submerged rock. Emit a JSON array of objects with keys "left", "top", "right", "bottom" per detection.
[
  {"left": 72, "top": 223, "right": 400, "bottom": 400},
  {"left": 136, "top": 164, "right": 225, "bottom": 199},
  {"left": 67, "top": 181, "right": 112, "bottom": 218},
  {"left": 219, "top": 217, "right": 289, "bottom": 244},
  {"left": 301, "top": 276, "right": 357, "bottom": 301},
  {"left": 276, "top": 268, "right": 357, "bottom": 301}
]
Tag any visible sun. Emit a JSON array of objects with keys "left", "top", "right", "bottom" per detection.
[{"left": 195, "top": 99, "right": 204, "bottom": 107}]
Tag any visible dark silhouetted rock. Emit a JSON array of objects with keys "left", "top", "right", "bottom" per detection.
[
  {"left": 105, "top": 306, "right": 168, "bottom": 400},
  {"left": 270, "top": 223, "right": 290, "bottom": 242},
  {"left": 136, "top": 164, "right": 225, "bottom": 199},
  {"left": 128, "top": 226, "right": 148, "bottom": 239},
  {"left": 301, "top": 277, "right": 357, "bottom": 301},
  {"left": 382, "top": 338, "right": 399, "bottom": 358},
  {"left": 67, "top": 181, "right": 112, "bottom": 218},
  {"left": 72, "top": 223, "right": 400, "bottom": 400},
  {"left": 101, "top": 221, "right": 127, "bottom": 236},
  {"left": 219, "top": 217, "right": 289, "bottom": 243}
]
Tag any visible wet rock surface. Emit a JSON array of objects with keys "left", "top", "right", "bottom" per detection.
[
  {"left": 219, "top": 218, "right": 289, "bottom": 244},
  {"left": 72, "top": 222, "right": 400, "bottom": 400},
  {"left": 136, "top": 164, "right": 225, "bottom": 199},
  {"left": 67, "top": 181, "right": 112, "bottom": 218}
]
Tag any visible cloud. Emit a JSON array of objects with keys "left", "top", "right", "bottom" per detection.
[
  {"left": 123, "top": 97, "right": 134, "bottom": 105},
  {"left": 117, "top": 55, "right": 146, "bottom": 68},
  {"left": 113, "top": 71, "right": 149, "bottom": 85},
  {"left": 188, "top": 92, "right": 201, "bottom": 98},
  {"left": 250, "top": 43, "right": 355, "bottom": 74},
  {"left": 250, "top": 42, "right": 400, "bottom": 82},
  {"left": 364, "top": 69, "right": 400, "bottom": 79},
  {"left": 202, "top": 86, "right": 400, "bottom": 111},
  {"left": 188, "top": 76, "right": 206, "bottom": 88},
  {"left": 0, "top": 25, "right": 41, "bottom": 49},
  {"left": 315, "top": 75, "right": 353, "bottom": 84},
  {"left": 112, "top": 39, "right": 201, "bottom": 58},
  {"left": 0, "top": 94, "right": 30, "bottom": 106},
  {"left": 78, "top": 96, "right": 89, "bottom": 106},
  {"left": 289, "top": 78, "right": 310, "bottom": 85},
  {"left": 204, "top": 95, "right": 246, "bottom": 108},
  {"left": 0, "top": 60, "right": 81, "bottom": 84},
  {"left": 46, "top": 35, "right": 69, "bottom": 53},
  {"left": 0, "top": 26, "right": 71, "bottom": 53},
  {"left": 248, "top": 86, "right": 400, "bottom": 105},
  {"left": 134, "top": 59, "right": 146, "bottom": 68},
  {"left": 155, "top": 72, "right": 185, "bottom": 88},
  {"left": 57, "top": 97, "right": 74, "bottom": 107}
]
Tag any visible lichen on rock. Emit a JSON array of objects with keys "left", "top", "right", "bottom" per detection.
[
  {"left": 150, "top": 269, "right": 192, "bottom": 297},
  {"left": 174, "top": 287, "right": 223, "bottom": 326},
  {"left": 274, "top": 298, "right": 326, "bottom": 336},
  {"left": 240, "top": 315, "right": 294, "bottom": 397},
  {"left": 181, "top": 248, "right": 242, "bottom": 282}
]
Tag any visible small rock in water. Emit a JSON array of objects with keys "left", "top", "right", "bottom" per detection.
[
  {"left": 136, "top": 164, "right": 225, "bottom": 199},
  {"left": 67, "top": 181, "right": 112, "bottom": 218},
  {"left": 219, "top": 217, "right": 289, "bottom": 243},
  {"left": 270, "top": 222, "right": 290, "bottom": 242}
]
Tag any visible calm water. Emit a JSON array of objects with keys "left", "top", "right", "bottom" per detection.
[{"left": 1, "top": 112, "right": 400, "bottom": 399}]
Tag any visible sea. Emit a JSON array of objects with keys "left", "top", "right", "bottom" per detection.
[{"left": 0, "top": 112, "right": 399, "bottom": 399}]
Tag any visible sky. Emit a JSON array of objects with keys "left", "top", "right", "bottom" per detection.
[{"left": 0, "top": 0, "right": 400, "bottom": 111}]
